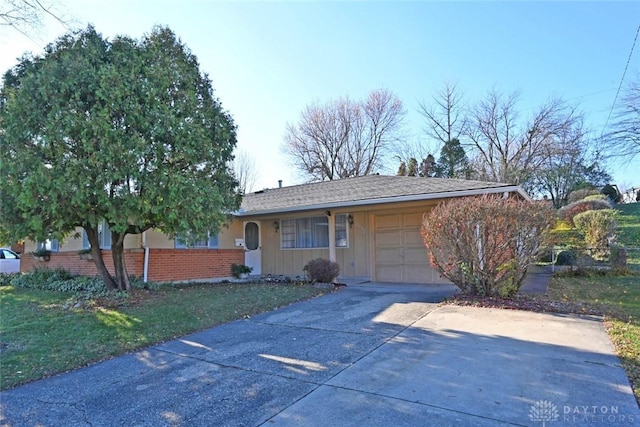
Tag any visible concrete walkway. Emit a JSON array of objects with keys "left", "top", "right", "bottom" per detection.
[{"left": 1, "top": 282, "right": 638, "bottom": 426}]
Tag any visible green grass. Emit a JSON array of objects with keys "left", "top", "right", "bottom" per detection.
[
  {"left": 617, "top": 203, "right": 640, "bottom": 247},
  {"left": 546, "top": 203, "right": 640, "bottom": 401},
  {"left": 0, "top": 283, "right": 327, "bottom": 390},
  {"left": 549, "top": 272, "right": 640, "bottom": 402}
]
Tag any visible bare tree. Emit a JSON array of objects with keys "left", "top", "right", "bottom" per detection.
[
  {"left": 529, "top": 124, "right": 594, "bottom": 208},
  {"left": 418, "top": 81, "right": 467, "bottom": 145},
  {"left": 394, "top": 82, "right": 467, "bottom": 178},
  {"left": 284, "top": 89, "right": 405, "bottom": 181},
  {"left": 465, "top": 90, "right": 584, "bottom": 186},
  {"left": 0, "top": 0, "right": 69, "bottom": 38},
  {"left": 232, "top": 150, "right": 258, "bottom": 194},
  {"left": 605, "top": 75, "right": 640, "bottom": 160}
]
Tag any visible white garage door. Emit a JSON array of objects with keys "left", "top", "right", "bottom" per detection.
[{"left": 374, "top": 212, "right": 441, "bottom": 284}]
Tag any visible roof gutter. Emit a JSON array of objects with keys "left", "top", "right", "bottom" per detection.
[{"left": 234, "top": 185, "right": 529, "bottom": 217}]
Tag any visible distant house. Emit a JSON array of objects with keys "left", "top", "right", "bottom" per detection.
[
  {"left": 21, "top": 175, "right": 528, "bottom": 284},
  {"left": 621, "top": 187, "right": 639, "bottom": 204}
]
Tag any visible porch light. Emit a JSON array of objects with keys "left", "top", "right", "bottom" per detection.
[
  {"left": 273, "top": 220, "right": 280, "bottom": 233},
  {"left": 347, "top": 214, "right": 354, "bottom": 227}
]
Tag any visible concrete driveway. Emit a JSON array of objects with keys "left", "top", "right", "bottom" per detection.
[{"left": 1, "top": 282, "right": 638, "bottom": 426}]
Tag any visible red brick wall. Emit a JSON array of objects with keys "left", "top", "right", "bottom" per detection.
[
  {"left": 20, "top": 248, "right": 245, "bottom": 282},
  {"left": 147, "top": 249, "right": 244, "bottom": 282},
  {"left": 21, "top": 250, "right": 145, "bottom": 277}
]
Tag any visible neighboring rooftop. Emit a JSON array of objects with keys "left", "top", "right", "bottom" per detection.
[{"left": 238, "top": 175, "right": 525, "bottom": 215}]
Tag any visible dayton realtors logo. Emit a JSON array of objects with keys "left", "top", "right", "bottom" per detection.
[
  {"left": 529, "top": 400, "right": 559, "bottom": 426},
  {"left": 529, "top": 400, "right": 636, "bottom": 425}
]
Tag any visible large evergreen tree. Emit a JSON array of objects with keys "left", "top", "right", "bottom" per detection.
[
  {"left": 0, "top": 26, "right": 240, "bottom": 291},
  {"left": 436, "top": 139, "right": 470, "bottom": 178}
]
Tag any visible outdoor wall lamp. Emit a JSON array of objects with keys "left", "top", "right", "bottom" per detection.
[
  {"left": 325, "top": 210, "right": 331, "bottom": 216},
  {"left": 347, "top": 214, "right": 354, "bottom": 227},
  {"left": 273, "top": 220, "right": 280, "bottom": 233}
]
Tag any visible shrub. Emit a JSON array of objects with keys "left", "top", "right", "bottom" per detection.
[
  {"left": 554, "top": 249, "right": 576, "bottom": 266},
  {"left": 231, "top": 263, "right": 252, "bottom": 278},
  {"left": 583, "top": 194, "right": 609, "bottom": 202},
  {"left": 0, "top": 273, "right": 19, "bottom": 286},
  {"left": 303, "top": 258, "right": 340, "bottom": 283},
  {"left": 558, "top": 198, "right": 612, "bottom": 226},
  {"left": 422, "top": 196, "right": 555, "bottom": 297},
  {"left": 567, "top": 188, "right": 600, "bottom": 204},
  {"left": 8, "top": 268, "right": 129, "bottom": 300},
  {"left": 573, "top": 209, "right": 618, "bottom": 259}
]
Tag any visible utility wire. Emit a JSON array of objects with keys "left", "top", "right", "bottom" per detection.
[{"left": 600, "top": 23, "right": 640, "bottom": 139}]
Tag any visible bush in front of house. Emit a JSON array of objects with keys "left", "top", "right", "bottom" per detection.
[
  {"left": 573, "top": 209, "right": 618, "bottom": 260},
  {"left": 421, "top": 195, "right": 555, "bottom": 298},
  {"left": 303, "top": 258, "right": 340, "bottom": 283},
  {"left": 231, "top": 263, "right": 253, "bottom": 278}
]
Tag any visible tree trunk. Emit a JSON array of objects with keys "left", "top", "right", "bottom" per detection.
[
  {"left": 111, "top": 231, "right": 131, "bottom": 292},
  {"left": 85, "top": 225, "right": 117, "bottom": 290}
]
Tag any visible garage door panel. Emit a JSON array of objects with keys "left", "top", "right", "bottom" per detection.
[
  {"left": 376, "top": 214, "right": 401, "bottom": 229},
  {"left": 375, "top": 248, "right": 401, "bottom": 264},
  {"left": 376, "top": 230, "right": 402, "bottom": 246},
  {"left": 403, "top": 230, "right": 424, "bottom": 246},
  {"left": 402, "top": 213, "right": 424, "bottom": 227},
  {"left": 376, "top": 265, "right": 402, "bottom": 282},
  {"left": 404, "top": 265, "right": 432, "bottom": 283},
  {"left": 404, "top": 247, "right": 429, "bottom": 264}
]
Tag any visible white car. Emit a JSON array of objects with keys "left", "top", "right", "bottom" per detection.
[{"left": 0, "top": 248, "right": 21, "bottom": 274}]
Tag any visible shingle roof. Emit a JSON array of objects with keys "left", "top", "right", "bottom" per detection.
[{"left": 237, "top": 175, "right": 526, "bottom": 216}]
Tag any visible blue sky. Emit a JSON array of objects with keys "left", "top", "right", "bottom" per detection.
[{"left": 1, "top": 1, "right": 639, "bottom": 192}]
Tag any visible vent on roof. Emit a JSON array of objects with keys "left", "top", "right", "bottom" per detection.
[{"left": 254, "top": 189, "right": 267, "bottom": 194}]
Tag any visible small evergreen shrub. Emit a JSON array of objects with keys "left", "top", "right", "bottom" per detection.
[
  {"left": 303, "top": 258, "right": 340, "bottom": 283},
  {"left": 231, "top": 263, "right": 253, "bottom": 278},
  {"left": 555, "top": 250, "right": 576, "bottom": 266}
]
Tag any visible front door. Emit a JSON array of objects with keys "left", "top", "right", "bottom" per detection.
[{"left": 244, "top": 221, "right": 261, "bottom": 275}]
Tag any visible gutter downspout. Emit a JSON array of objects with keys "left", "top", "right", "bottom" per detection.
[{"left": 142, "top": 231, "right": 149, "bottom": 283}]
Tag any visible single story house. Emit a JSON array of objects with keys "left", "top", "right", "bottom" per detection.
[{"left": 20, "top": 175, "right": 528, "bottom": 284}]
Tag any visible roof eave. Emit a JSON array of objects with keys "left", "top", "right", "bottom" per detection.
[{"left": 234, "top": 185, "right": 529, "bottom": 217}]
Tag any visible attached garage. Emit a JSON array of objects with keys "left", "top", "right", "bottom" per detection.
[{"left": 373, "top": 211, "right": 442, "bottom": 284}]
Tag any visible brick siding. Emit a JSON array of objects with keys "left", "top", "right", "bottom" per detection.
[
  {"left": 20, "top": 248, "right": 244, "bottom": 282},
  {"left": 147, "top": 249, "right": 244, "bottom": 282}
]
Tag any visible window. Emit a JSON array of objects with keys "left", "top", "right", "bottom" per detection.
[
  {"left": 82, "top": 221, "right": 111, "bottom": 250},
  {"left": 281, "top": 214, "right": 348, "bottom": 249},
  {"left": 37, "top": 239, "right": 59, "bottom": 252},
  {"left": 175, "top": 231, "right": 219, "bottom": 249}
]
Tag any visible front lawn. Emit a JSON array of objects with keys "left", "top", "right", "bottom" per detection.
[
  {"left": 548, "top": 272, "right": 640, "bottom": 402},
  {"left": 0, "top": 281, "right": 327, "bottom": 390}
]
